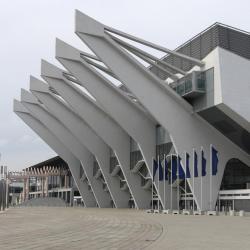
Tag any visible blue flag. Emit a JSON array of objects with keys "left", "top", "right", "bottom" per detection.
[
  {"left": 158, "top": 158, "right": 164, "bottom": 181},
  {"left": 185, "top": 153, "right": 191, "bottom": 178},
  {"left": 171, "top": 157, "right": 177, "bottom": 183},
  {"left": 164, "top": 157, "right": 168, "bottom": 181},
  {"left": 178, "top": 156, "right": 185, "bottom": 180},
  {"left": 193, "top": 151, "right": 198, "bottom": 177},
  {"left": 201, "top": 149, "right": 206, "bottom": 177},
  {"left": 153, "top": 159, "right": 158, "bottom": 180},
  {"left": 211, "top": 146, "right": 219, "bottom": 176}
]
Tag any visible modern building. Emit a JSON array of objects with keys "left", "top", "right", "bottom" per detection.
[
  {"left": 8, "top": 156, "right": 80, "bottom": 206},
  {"left": 13, "top": 11, "right": 250, "bottom": 212}
]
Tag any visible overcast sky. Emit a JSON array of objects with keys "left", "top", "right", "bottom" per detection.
[{"left": 0, "top": 0, "right": 250, "bottom": 170}]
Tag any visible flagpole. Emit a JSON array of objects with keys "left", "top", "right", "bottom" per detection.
[
  {"left": 185, "top": 152, "right": 187, "bottom": 211},
  {"left": 151, "top": 157, "right": 153, "bottom": 211},
  {"left": 192, "top": 148, "right": 195, "bottom": 213},
  {"left": 201, "top": 146, "right": 203, "bottom": 212},
  {"left": 158, "top": 155, "right": 160, "bottom": 211},
  {"left": 210, "top": 144, "right": 212, "bottom": 211},
  {"left": 177, "top": 155, "right": 179, "bottom": 211},
  {"left": 171, "top": 154, "right": 173, "bottom": 211},
  {"left": 164, "top": 154, "right": 166, "bottom": 210},
  {"left": 219, "top": 195, "right": 221, "bottom": 212}
]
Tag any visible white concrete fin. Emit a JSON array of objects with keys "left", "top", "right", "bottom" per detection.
[
  {"left": 43, "top": 66, "right": 99, "bottom": 108},
  {"left": 30, "top": 76, "right": 50, "bottom": 93},
  {"left": 41, "top": 59, "right": 64, "bottom": 79},
  {"left": 75, "top": 10, "right": 105, "bottom": 37},
  {"left": 13, "top": 99, "right": 29, "bottom": 113},
  {"left": 56, "top": 38, "right": 81, "bottom": 61},
  {"left": 20, "top": 89, "right": 39, "bottom": 104}
]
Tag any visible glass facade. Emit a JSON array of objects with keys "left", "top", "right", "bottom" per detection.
[
  {"left": 220, "top": 158, "right": 250, "bottom": 190},
  {"left": 79, "top": 163, "right": 83, "bottom": 179},
  {"left": 172, "top": 68, "right": 214, "bottom": 97},
  {"left": 196, "top": 71, "right": 206, "bottom": 91},
  {"left": 110, "top": 156, "right": 119, "bottom": 173},
  {"left": 156, "top": 143, "right": 173, "bottom": 162},
  {"left": 175, "top": 74, "right": 193, "bottom": 95},
  {"left": 130, "top": 137, "right": 140, "bottom": 152},
  {"left": 155, "top": 125, "right": 172, "bottom": 161},
  {"left": 156, "top": 125, "right": 170, "bottom": 145},
  {"left": 130, "top": 150, "right": 143, "bottom": 170},
  {"left": 48, "top": 175, "right": 61, "bottom": 189},
  {"left": 110, "top": 148, "right": 116, "bottom": 157},
  {"left": 93, "top": 160, "right": 99, "bottom": 176}
]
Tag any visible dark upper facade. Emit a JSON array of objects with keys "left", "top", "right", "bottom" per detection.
[{"left": 151, "top": 23, "right": 250, "bottom": 78}]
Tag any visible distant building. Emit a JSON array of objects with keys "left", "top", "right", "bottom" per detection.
[{"left": 8, "top": 156, "right": 83, "bottom": 206}]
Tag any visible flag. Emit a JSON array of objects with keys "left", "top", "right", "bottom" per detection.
[
  {"left": 171, "top": 156, "right": 177, "bottom": 183},
  {"left": 194, "top": 151, "right": 198, "bottom": 177},
  {"left": 185, "top": 153, "right": 191, "bottom": 178},
  {"left": 211, "top": 145, "right": 219, "bottom": 176},
  {"left": 158, "top": 158, "right": 164, "bottom": 181},
  {"left": 153, "top": 159, "right": 158, "bottom": 180},
  {"left": 178, "top": 156, "right": 185, "bottom": 179},
  {"left": 164, "top": 157, "right": 168, "bottom": 181},
  {"left": 201, "top": 149, "right": 206, "bottom": 177}
]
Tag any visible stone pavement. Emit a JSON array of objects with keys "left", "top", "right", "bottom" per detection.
[
  {"left": 148, "top": 212, "right": 250, "bottom": 250},
  {"left": 0, "top": 207, "right": 162, "bottom": 250},
  {"left": 0, "top": 207, "right": 250, "bottom": 250}
]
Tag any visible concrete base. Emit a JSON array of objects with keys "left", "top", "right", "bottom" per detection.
[
  {"left": 219, "top": 211, "right": 227, "bottom": 216},
  {"left": 154, "top": 209, "right": 160, "bottom": 214},
  {"left": 172, "top": 210, "right": 180, "bottom": 215},
  {"left": 162, "top": 209, "right": 172, "bottom": 214},
  {"left": 146, "top": 209, "right": 154, "bottom": 213},
  {"left": 182, "top": 209, "right": 192, "bottom": 215},
  {"left": 239, "top": 210, "right": 245, "bottom": 217},
  {"left": 206, "top": 211, "right": 218, "bottom": 216},
  {"left": 229, "top": 210, "right": 235, "bottom": 216},
  {"left": 193, "top": 210, "right": 205, "bottom": 215}
]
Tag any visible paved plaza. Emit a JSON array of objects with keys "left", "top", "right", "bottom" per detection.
[{"left": 0, "top": 207, "right": 250, "bottom": 249}]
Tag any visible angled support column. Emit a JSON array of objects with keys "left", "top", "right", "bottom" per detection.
[
  {"left": 74, "top": 11, "right": 250, "bottom": 210},
  {"left": 55, "top": 42, "right": 157, "bottom": 169},
  {"left": 56, "top": 41, "right": 157, "bottom": 164},
  {"left": 41, "top": 65, "right": 152, "bottom": 209},
  {"left": 20, "top": 89, "right": 112, "bottom": 208},
  {"left": 13, "top": 100, "right": 96, "bottom": 207},
  {"left": 30, "top": 76, "right": 130, "bottom": 208},
  {"left": 48, "top": 46, "right": 172, "bottom": 209}
]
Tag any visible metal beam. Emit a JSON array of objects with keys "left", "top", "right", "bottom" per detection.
[
  {"left": 75, "top": 10, "right": 204, "bottom": 67},
  {"left": 110, "top": 34, "right": 185, "bottom": 77},
  {"left": 126, "top": 46, "right": 179, "bottom": 81},
  {"left": 80, "top": 54, "right": 118, "bottom": 79}
]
